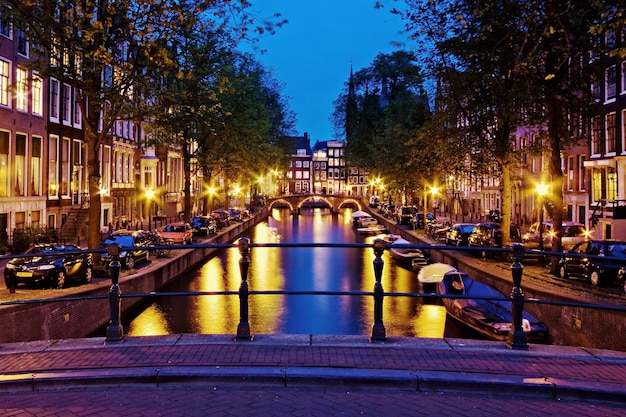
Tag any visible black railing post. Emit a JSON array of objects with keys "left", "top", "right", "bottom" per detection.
[
  {"left": 370, "top": 238, "right": 387, "bottom": 342},
  {"left": 507, "top": 243, "right": 529, "bottom": 350},
  {"left": 236, "top": 237, "right": 253, "bottom": 341},
  {"left": 105, "top": 243, "right": 124, "bottom": 343}
]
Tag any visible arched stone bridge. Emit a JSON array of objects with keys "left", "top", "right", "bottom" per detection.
[{"left": 266, "top": 194, "right": 363, "bottom": 214}]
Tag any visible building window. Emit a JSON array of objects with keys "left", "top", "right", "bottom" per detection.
[
  {"left": 15, "top": 67, "right": 27, "bottom": 111},
  {"left": 31, "top": 136, "right": 41, "bottom": 196},
  {"left": 578, "top": 155, "right": 586, "bottom": 191},
  {"left": 591, "top": 169, "right": 603, "bottom": 203},
  {"left": 0, "top": 59, "right": 9, "bottom": 106},
  {"left": 73, "top": 89, "right": 82, "bottom": 126},
  {"left": 50, "top": 79, "right": 60, "bottom": 121},
  {"left": 0, "top": 18, "right": 11, "bottom": 38},
  {"left": 49, "top": 136, "right": 58, "bottom": 197},
  {"left": 622, "top": 61, "right": 626, "bottom": 94},
  {"left": 606, "top": 112, "right": 616, "bottom": 154},
  {"left": 591, "top": 116, "right": 601, "bottom": 155},
  {"left": 0, "top": 131, "right": 8, "bottom": 197},
  {"left": 567, "top": 156, "right": 574, "bottom": 191},
  {"left": 62, "top": 84, "right": 71, "bottom": 124},
  {"left": 295, "top": 160, "right": 302, "bottom": 168},
  {"left": 16, "top": 27, "right": 28, "bottom": 57},
  {"left": 605, "top": 65, "right": 617, "bottom": 101},
  {"left": 608, "top": 168, "right": 617, "bottom": 202},
  {"left": 15, "top": 133, "right": 26, "bottom": 196},
  {"left": 61, "top": 138, "right": 70, "bottom": 195},
  {"left": 32, "top": 74, "right": 42, "bottom": 115}
]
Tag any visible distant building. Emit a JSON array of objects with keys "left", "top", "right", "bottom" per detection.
[{"left": 284, "top": 133, "right": 312, "bottom": 194}]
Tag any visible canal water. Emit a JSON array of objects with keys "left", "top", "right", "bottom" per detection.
[{"left": 124, "top": 207, "right": 475, "bottom": 339}]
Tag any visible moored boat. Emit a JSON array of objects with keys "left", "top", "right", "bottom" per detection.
[
  {"left": 384, "top": 235, "right": 429, "bottom": 268},
  {"left": 357, "top": 224, "right": 388, "bottom": 235},
  {"left": 437, "top": 269, "right": 549, "bottom": 343},
  {"left": 417, "top": 263, "right": 457, "bottom": 292}
]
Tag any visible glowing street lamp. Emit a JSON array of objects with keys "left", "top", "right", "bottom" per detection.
[
  {"left": 145, "top": 189, "right": 155, "bottom": 231},
  {"left": 536, "top": 182, "right": 549, "bottom": 266}
]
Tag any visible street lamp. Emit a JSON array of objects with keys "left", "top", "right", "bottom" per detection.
[
  {"left": 536, "top": 182, "right": 549, "bottom": 265},
  {"left": 430, "top": 186, "right": 439, "bottom": 217},
  {"left": 207, "top": 186, "right": 216, "bottom": 213},
  {"left": 145, "top": 189, "right": 155, "bottom": 231}
]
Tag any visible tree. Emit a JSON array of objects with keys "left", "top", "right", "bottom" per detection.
[
  {"left": 333, "top": 51, "right": 431, "bottom": 203},
  {"left": 2, "top": 0, "right": 283, "bottom": 251},
  {"left": 392, "top": 0, "right": 619, "bottom": 263}
]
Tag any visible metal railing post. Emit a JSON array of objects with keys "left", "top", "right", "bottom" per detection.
[
  {"left": 105, "top": 243, "right": 124, "bottom": 343},
  {"left": 507, "top": 243, "right": 529, "bottom": 350},
  {"left": 236, "top": 237, "right": 253, "bottom": 341},
  {"left": 370, "top": 238, "right": 387, "bottom": 342}
]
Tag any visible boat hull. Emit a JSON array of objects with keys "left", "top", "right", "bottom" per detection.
[{"left": 437, "top": 271, "right": 549, "bottom": 343}]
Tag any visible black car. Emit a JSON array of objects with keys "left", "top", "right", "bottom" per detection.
[
  {"left": 415, "top": 212, "right": 436, "bottom": 230},
  {"left": 468, "top": 222, "right": 521, "bottom": 258},
  {"left": 102, "top": 229, "right": 151, "bottom": 270},
  {"left": 3, "top": 244, "right": 93, "bottom": 290},
  {"left": 190, "top": 216, "right": 217, "bottom": 236},
  {"left": 558, "top": 240, "right": 626, "bottom": 289},
  {"left": 446, "top": 223, "right": 476, "bottom": 246}
]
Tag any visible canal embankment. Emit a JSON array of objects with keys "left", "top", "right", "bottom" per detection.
[{"left": 0, "top": 207, "right": 270, "bottom": 343}]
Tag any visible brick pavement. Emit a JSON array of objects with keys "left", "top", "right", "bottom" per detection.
[{"left": 0, "top": 334, "right": 625, "bottom": 416}]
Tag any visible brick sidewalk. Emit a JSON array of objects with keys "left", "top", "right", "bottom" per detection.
[{"left": 0, "top": 334, "right": 625, "bottom": 416}]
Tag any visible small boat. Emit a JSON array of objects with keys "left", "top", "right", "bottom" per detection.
[
  {"left": 437, "top": 269, "right": 549, "bottom": 343},
  {"left": 417, "top": 263, "right": 457, "bottom": 292},
  {"left": 385, "top": 235, "right": 429, "bottom": 267},
  {"left": 357, "top": 224, "right": 388, "bottom": 235}
]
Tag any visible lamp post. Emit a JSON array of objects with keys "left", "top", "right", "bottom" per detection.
[
  {"left": 430, "top": 186, "right": 439, "bottom": 217},
  {"left": 145, "top": 189, "right": 154, "bottom": 231},
  {"left": 536, "top": 182, "right": 549, "bottom": 266}
]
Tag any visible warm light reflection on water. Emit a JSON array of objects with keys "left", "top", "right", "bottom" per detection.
[{"left": 125, "top": 207, "right": 458, "bottom": 338}]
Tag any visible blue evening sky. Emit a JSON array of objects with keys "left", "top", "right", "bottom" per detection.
[{"left": 247, "top": 1, "right": 408, "bottom": 142}]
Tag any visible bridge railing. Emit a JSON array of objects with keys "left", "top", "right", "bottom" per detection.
[{"left": 2, "top": 241, "right": 626, "bottom": 351}]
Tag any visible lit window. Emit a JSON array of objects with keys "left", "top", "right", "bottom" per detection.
[
  {"left": 0, "top": 59, "right": 9, "bottom": 106},
  {"left": 32, "top": 74, "right": 42, "bottom": 115},
  {"left": 15, "top": 67, "right": 27, "bottom": 111}
]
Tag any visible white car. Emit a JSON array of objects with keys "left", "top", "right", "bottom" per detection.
[{"left": 522, "top": 221, "right": 588, "bottom": 251}]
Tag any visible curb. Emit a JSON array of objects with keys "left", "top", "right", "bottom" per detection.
[{"left": 1, "top": 365, "right": 625, "bottom": 405}]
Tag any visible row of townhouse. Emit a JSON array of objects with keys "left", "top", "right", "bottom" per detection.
[
  {"left": 281, "top": 134, "right": 368, "bottom": 198},
  {"left": 0, "top": 23, "right": 191, "bottom": 246}
]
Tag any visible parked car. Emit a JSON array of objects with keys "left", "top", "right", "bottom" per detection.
[
  {"left": 102, "top": 229, "right": 152, "bottom": 270},
  {"left": 396, "top": 206, "right": 417, "bottom": 225},
  {"left": 3, "top": 244, "right": 93, "bottom": 290},
  {"left": 228, "top": 207, "right": 249, "bottom": 222},
  {"left": 212, "top": 210, "right": 231, "bottom": 228},
  {"left": 160, "top": 222, "right": 193, "bottom": 245},
  {"left": 522, "top": 221, "right": 588, "bottom": 251},
  {"left": 416, "top": 212, "right": 436, "bottom": 230},
  {"left": 558, "top": 240, "right": 626, "bottom": 289},
  {"left": 382, "top": 204, "right": 396, "bottom": 218},
  {"left": 368, "top": 196, "right": 380, "bottom": 208},
  {"left": 468, "top": 222, "right": 522, "bottom": 258},
  {"left": 190, "top": 216, "right": 217, "bottom": 236},
  {"left": 446, "top": 223, "right": 476, "bottom": 246}
]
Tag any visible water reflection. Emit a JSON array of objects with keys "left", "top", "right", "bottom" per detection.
[{"left": 126, "top": 207, "right": 455, "bottom": 338}]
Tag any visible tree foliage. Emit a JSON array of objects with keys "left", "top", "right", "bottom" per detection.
[
  {"left": 333, "top": 50, "right": 431, "bottom": 203},
  {"left": 390, "top": 0, "right": 621, "bottom": 251},
  {"left": 1, "top": 0, "right": 286, "bottom": 249}
]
